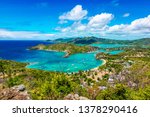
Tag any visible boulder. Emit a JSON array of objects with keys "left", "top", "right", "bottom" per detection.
[
  {"left": 64, "top": 94, "right": 89, "bottom": 100},
  {"left": 17, "top": 85, "right": 25, "bottom": 91}
]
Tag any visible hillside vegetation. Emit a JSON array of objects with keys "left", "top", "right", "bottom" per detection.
[
  {"left": 30, "top": 43, "right": 98, "bottom": 57},
  {"left": 54, "top": 36, "right": 150, "bottom": 46}
]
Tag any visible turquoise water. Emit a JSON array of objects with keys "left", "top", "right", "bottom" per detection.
[
  {"left": 0, "top": 41, "right": 124, "bottom": 73},
  {"left": 109, "top": 50, "right": 124, "bottom": 55},
  {"left": 25, "top": 51, "right": 102, "bottom": 72},
  {"left": 90, "top": 44, "right": 126, "bottom": 48},
  {"left": 90, "top": 44, "right": 124, "bottom": 55},
  {"left": 26, "top": 44, "right": 124, "bottom": 72}
]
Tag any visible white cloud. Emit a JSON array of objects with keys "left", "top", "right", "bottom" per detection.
[
  {"left": 58, "top": 20, "right": 68, "bottom": 24},
  {"left": 105, "top": 15, "right": 150, "bottom": 39},
  {"left": 88, "top": 13, "right": 114, "bottom": 28},
  {"left": 57, "top": 5, "right": 150, "bottom": 40},
  {"left": 57, "top": 13, "right": 114, "bottom": 38},
  {"left": 0, "top": 29, "right": 55, "bottom": 40},
  {"left": 123, "top": 13, "right": 130, "bottom": 17},
  {"left": 56, "top": 27, "right": 71, "bottom": 32},
  {"left": 57, "top": 13, "right": 113, "bottom": 33},
  {"left": 129, "top": 15, "right": 150, "bottom": 30},
  {"left": 57, "top": 14, "right": 150, "bottom": 40},
  {"left": 71, "top": 22, "right": 86, "bottom": 31},
  {"left": 59, "top": 5, "right": 88, "bottom": 21},
  {"left": 56, "top": 21, "right": 86, "bottom": 32},
  {"left": 108, "top": 15, "right": 150, "bottom": 33},
  {"left": 108, "top": 24, "right": 128, "bottom": 33}
]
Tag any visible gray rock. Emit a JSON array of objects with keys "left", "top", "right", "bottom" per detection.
[
  {"left": 99, "top": 86, "right": 107, "bottom": 90},
  {"left": 17, "top": 85, "right": 25, "bottom": 91},
  {"left": 74, "top": 94, "right": 79, "bottom": 99},
  {"left": 79, "top": 96, "right": 89, "bottom": 100},
  {"left": 64, "top": 94, "right": 89, "bottom": 100}
]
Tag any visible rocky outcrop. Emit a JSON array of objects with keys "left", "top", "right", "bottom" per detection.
[
  {"left": 0, "top": 85, "right": 30, "bottom": 100},
  {"left": 64, "top": 94, "right": 89, "bottom": 100}
]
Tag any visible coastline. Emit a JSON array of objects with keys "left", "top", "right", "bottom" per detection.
[
  {"left": 26, "top": 58, "right": 107, "bottom": 72},
  {"left": 91, "top": 59, "right": 106, "bottom": 71}
]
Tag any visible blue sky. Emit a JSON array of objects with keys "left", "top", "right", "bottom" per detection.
[{"left": 0, "top": 0, "right": 150, "bottom": 40}]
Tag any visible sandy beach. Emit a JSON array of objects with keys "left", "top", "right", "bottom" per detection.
[{"left": 91, "top": 59, "right": 106, "bottom": 71}]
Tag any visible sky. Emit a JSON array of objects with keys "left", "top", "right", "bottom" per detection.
[{"left": 0, "top": 0, "right": 150, "bottom": 40}]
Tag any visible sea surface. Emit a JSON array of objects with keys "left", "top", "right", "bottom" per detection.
[
  {"left": 0, "top": 40, "right": 124, "bottom": 72},
  {"left": 90, "top": 43, "right": 127, "bottom": 48}
]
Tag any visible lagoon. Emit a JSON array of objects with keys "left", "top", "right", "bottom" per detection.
[{"left": 0, "top": 40, "right": 124, "bottom": 72}]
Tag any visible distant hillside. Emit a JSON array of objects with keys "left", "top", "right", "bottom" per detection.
[
  {"left": 68, "top": 37, "right": 98, "bottom": 44},
  {"left": 54, "top": 36, "right": 131, "bottom": 44},
  {"left": 130, "top": 38, "right": 150, "bottom": 46},
  {"left": 54, "top": 38, "right": 74, "bottom": 43},
  {"left": 53, "top": 37, "right": 150, "bottom": 46}
]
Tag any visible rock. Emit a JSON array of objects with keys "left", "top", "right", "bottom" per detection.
[
  {"left": 0, "top": 84, "right": 30, "bottom": 100},
  {"left": 0, "top": 88, "right": 30, "bottom": 100},
  {"left": 64, "top": 94, "right": 73, "bottom": 100},
  {"left": 17, "top": 85, "right": 25, "bottom": 91},
  {"left": 64, "top": 94, "right": 89, "bottom": 100},
  {"left": 128, "top": 81, "right": 137, "bottom": 88},
  {"left": 74, "top": 94, "right": 79, "bottom": 100},
  {"left": 79, "top": 96, "right": 89, "bottom": 100},
  {"left": 99, "top": 86, "right": 107, "bottom": 90},
  {"left": 0, "top": 78, "right": 5, "bottom": 83}
]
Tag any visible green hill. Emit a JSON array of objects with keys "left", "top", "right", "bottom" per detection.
[
  {"left": 53, "top": 37, "right": 150, "bottom": 46},
  {"left": 30, "top": 43, "right": 98, "bottom": 57},
  {"left": 131, "top": 38, "right": 150, "bottom": 46}
]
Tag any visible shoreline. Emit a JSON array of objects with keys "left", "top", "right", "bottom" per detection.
[
  {"left": 26, "top": 59, "right": 107, "bottom": 73},
  {"left": 91, "top": 59, "right": 106, "bottom": 71}
]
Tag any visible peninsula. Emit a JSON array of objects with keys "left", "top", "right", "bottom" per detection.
[{"left": 30, "top": 43, "right": 98, "bottom": 57}]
